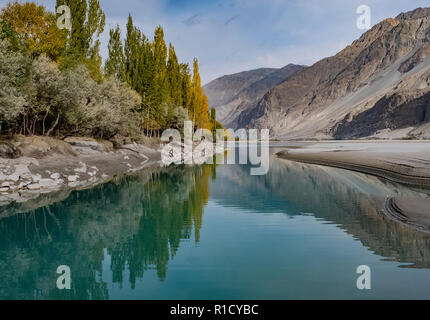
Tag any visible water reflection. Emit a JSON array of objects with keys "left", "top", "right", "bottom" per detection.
[
  {"left": 211, "top": 158, "right": 430, "bottom": 268},
  {"left": 0, "top": 165, "right": 211, "bottom": 299},
  {"left": 0, "top": 156, "right": 429, "bottom": 299}
]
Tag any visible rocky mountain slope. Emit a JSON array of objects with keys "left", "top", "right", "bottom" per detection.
[
  {"left": 204, "top": 64, "right": 305, "bottom": 128},
  {"left": 220, "top": 7, "right": 430, "bottom": 139},
  {"left": 204, "top": 68, "right": 277, "bottom": 108}
]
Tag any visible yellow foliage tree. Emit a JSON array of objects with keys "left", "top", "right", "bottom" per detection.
[
  {"left": 191, "top": 58, "right": 210, "bottom": 129},
  {"left": 0, "top": 2, "right": 67, "bottom": 60}
]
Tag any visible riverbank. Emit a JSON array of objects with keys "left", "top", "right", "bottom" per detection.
[
  {"left": 275, "top": 140, "right": 430, "bottom": 233},
  {"left": 276, "top": 141, "right": 430, "bottom": 187},
  {"left": 0, "top": 135, "right": 162, "bottom": 211}
]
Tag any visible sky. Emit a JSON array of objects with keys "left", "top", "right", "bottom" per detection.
[{"left": 1, "top": 0, "right": 430, "bottom": 84}]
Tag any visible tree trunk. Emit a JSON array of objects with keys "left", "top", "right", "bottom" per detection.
[
  {"left": 46, "top": 113, "right": 60, "bottom": 137},
  {"left": 26, "top": 119, "right": 32, "bottom": 136},
  {"left": 42, "top": 109, "right": 49, "bottom": 136},
  {"left": 32, "top": 118, "right": 37, "bottom": 136}
]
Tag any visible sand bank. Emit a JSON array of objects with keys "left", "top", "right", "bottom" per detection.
[
  {"left": 276, "top": 141, "right": 430, "bottom": 233},
  {"left": 276, "top": 141, "right": 430, "bottom": 187}
]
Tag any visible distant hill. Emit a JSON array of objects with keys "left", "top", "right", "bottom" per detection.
[{"left": 203, "top": 64, "right": 305, "bottom": 128}]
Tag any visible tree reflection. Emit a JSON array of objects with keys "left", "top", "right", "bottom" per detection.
[{"left": 0, "top": 165, "right": 211, "bottom": 299}]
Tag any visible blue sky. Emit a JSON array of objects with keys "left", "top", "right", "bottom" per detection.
[{"left": 1, "top": 0, "right": 430, "bottom": 84}]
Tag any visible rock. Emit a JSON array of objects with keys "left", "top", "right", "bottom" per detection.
[
  {"left": 16, "top": 181, "right": 31, "bottom": 189},
  {"left": 120, "top": 143, "right": 152, "bottom": 159},
  {"left": 110, "top": 135, "right": 132, "bottom": 147},
  {"left": 65, "top": 137, "right": 112, "bottom": 152},
  {"left": 0, "top": 187, "right": 9, "bottom": 192},
  {"left": 0, "top": 142, "right": 21, "bottom": 159},
  {"left": 0, "top": 159, "right": 39, "bottom": 182},
  {"left": 26, "top": 184, "right": 41, "bottom": 190},
  {"left": 68, "top": 181, "right": 81, "bottom": 188},
  {"left": 50, "top": 173, "right": 60, "bottom": 180},
  {"left": 74, "top": 162, "right": 87, "bottom": 173},
  {"left": 1, "top": 182, "right": 11, "bottom": 187},
  {"left": 68, "top": 175, "right": 79, "bottom": 182},
  {"left": 333, "top": 92, "right": 430, "bottom": 139},
  {"left": 88, "top": 177, "right": 98, "bottom": 183},
  {"left": 38, "top": 179, "right": 59, "bottom": 188}
]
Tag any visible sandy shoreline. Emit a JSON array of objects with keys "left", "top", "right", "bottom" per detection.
[
  {"left": 275, "top": 141, "right": 430, "bottom": 234},
  {"left": 275, "top": 141, "right": 430, "bottom": 187}
]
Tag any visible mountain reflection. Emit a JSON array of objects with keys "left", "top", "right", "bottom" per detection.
[
  {"left": 0, "top": 165, "right": 211, "bottom": 299},
  {"left": 211, "top": 158, "right": 430, "bottom": 268}
]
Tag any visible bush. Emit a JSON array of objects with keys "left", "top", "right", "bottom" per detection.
[
  {"left": 0, "top": 40, "right": 142, "bottom": 140},
  {"left": 0, "top": 39, "right": 28, "bottom": 133}
]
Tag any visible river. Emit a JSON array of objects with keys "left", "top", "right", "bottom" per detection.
[{"left": 0, "top": 151, "right": 430, "bottom": 299}]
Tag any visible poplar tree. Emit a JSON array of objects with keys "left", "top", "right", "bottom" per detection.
[
  {"left": 105, "top": 25, "right": 126, "bottom": 81},
  {"left": 179, "top": 64, "right": 192, "bottom": 109},
  {"left": 210, "top": 108, "right": 216, "bottom": 133},
  {"left": 124, "top": 15, "right": 138, "bottom": 86},
  {"left": 191, "top": 58, "right": 210, "bottom": 129},
  {"left": 152, "top": 26, "right": 168, "bottom": 114},
  {"left": 109, "top": 14, "right": 212, "bottom": 132},
  {"left": 56, "top": 0, "right": 105, "bottom": 81},
  {"left": 139, "top": 34, "right": 155, "bottom": 105},
  {"left": 167, "top": 44, "right": 182, "bottom": 105}
]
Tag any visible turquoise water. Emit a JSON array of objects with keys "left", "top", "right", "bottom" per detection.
[{"left": 1, "top": 154, "right": 430, "bottom": 300}]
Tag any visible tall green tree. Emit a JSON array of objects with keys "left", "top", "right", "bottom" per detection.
[
  {"left": 107, "top": 13, "right": 212, "bottom": 133},
  {"left": 167, "top": 44, "right": 182, "bottom": 106},
  {"left": 138, "top": 34, "right": 155, "bottom": 105},
  {"left": 152, "top": 26, "right": 168, "bottom": 111},
  {"left": 105, "top": 25, "right": 126, "bottom": 81},
  {"left": 210, "top": 107, "right": 216, "bottom": 133},
  {"left": 180, "top": 63, "right": 192, "bottom": 113},
  {"left": 56, "top": 0, "right": 105, "bottom": 81},
  {"left": 124, "top": 15, "right": 143, "bottom": 91}
]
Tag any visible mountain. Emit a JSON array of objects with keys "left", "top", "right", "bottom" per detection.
[
  {"left": 203, "top": 64, "right": 305, "bottom": 128},
  {"left": 204, "top": 68, "right": 277, "bottom": 108},
  {"left": 230, "top": 7, "right": 430, "bottom": 139}
]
